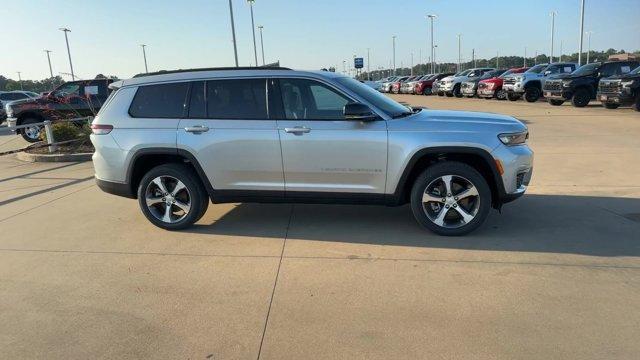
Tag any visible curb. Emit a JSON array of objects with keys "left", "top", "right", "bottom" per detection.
[{"left": 16, "top": 152, "right": 93, "bottom": 163}]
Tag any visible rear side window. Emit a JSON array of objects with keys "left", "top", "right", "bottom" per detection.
[
  {"left": 129, "top": 82, "right": 189, "bottom": 118},
  {"left": 206, "top": 79, "right": 267, "bottom": 119}
]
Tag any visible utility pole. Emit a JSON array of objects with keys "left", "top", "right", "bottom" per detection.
[
  {"left": 472, "top": 48, "right": 476, "bottom": 68},
  {"left": 427, "top": 15, "right": 437, "bottom": 74},
  {"left": 44, "top": 50, "right": 54, "bottom": 78},
  {"left": 17, "top": 72, "right": 23, "bottom": 90},
  {"left": 457, "top": 34, "right": 462, "bottom": 72},
  {"left": 257, "top": 25, "right": 265, "bottom": 66},
  {"left": 496, "top": 51, "right": 499, "bottom": 68},
  {"left": 559, "top": 41, "right": 563, "bottom": 61},
  {"left": 585, "top": 31, "right": 593, "bottom": 63},
  {"left": 140, "top": 44, "right": 149, "bottom": 73},
  {"left": 578, "top": 0, "right": 585, "bottom": 65},
  {"left": 59, "top": 28, "right": 75, "bottom": 80},
  {"left": 367, "top": 48, "right": 371, "bottom": 80},
  {"left": 227, "top": 0, "right": 239, "bottom": 67},
  {"left": 550, "top": 11, "right": 557, "bottom": 63},
  {"left": 247, "top": 0, "right": 258, "bottom": 67},
  {"left": 524, "top": 47, "right": 527, "bottom": 67},
  {"left": 434, "top": 45, "right": 438, "bottom": 72},
  {"left": 392, "top": 35, "right": 396, "bottom": 75}
]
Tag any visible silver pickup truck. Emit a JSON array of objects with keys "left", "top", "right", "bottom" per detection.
[{"left": 502, "top": 63, "right": 577, "bottom": 102}]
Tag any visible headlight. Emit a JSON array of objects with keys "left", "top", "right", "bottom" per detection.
[
  {"left": 514, "top": 76, "right": 524, "bottom": 82},
  {"left": 562, "top": 80, "right": 572, "bottom": 88},
  {"left": 498, "top": 131, "right": 528, "bottom": 146},
  {"left": 5, "top": 105, "right": 13, "bottom": 117},
  {"left": 621, "top": 80, "right": 635, "bottom": 88}
]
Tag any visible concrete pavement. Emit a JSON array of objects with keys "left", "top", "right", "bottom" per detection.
[{"left": 0, "top": 97, "right": 638, "bottom": 359}]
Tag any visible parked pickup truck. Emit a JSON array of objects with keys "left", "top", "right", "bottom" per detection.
[
  {"left": 597, "top": 65, "right": 640, "bottom": 111},
  {"left": 477, "top": 67, "right": 529, "bottom": 100},
  {"left": 461, "top": 69, "right": 507, "bottom": 98},
  {"left": 6, "top": 79, "right": 114, "bottom": 142},
  {"left": 439, "top": 68, "right": 495, "bottom": 97},
  {"left": 414, "top": 73, "right": 454, "bottom": 95},
  {"left": 543, "top": 60, "right": 639, "bottom": 107},
  {"left": 502, "top": 62, "right": 577, "bottom": 102}
]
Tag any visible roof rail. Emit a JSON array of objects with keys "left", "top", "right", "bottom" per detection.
[{"left": 133, "top": 66, "right": 292, "bottom": 78}]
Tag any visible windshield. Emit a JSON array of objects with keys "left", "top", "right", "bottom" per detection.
[
  {"left": 454, "top": 70, "right": 472, "bottom": 77},
  {"left": 499, "top": 69, "right": 516, "bottom": 78},
  {"left": 631, "top": 66, "right": 640, "bottom": 75},
  {"left": 336, "top": 77, "right": 411, "bottom": 117},
  {"left": 572, "top": 63, "right": 601, "bottom": 76},
  {"left": 525, "top": 64, "right": 547, "bottom": 74},
  {"left": 480, "top": 70, "right": 504, "bottom": 80}
]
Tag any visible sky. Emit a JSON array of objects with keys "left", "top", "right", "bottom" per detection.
[{"left": 1, "top": 0, "right": 639, "bottom": 81}]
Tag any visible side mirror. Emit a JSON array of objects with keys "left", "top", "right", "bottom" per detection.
[
  {"left": 344, "top": 103, "right": 377, "bottom": 122},
  {"left": 544, "top": 70, "right": 552, "bottom": 76}
]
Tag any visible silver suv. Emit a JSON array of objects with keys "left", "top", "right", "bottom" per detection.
[{"left": 91, "top": 67, "right": 533, "bottom": 236}]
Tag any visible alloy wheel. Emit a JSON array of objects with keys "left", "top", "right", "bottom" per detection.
[
  {"left": 144, "top": 175, "right": 192, "bottom": 223},
  {"left": 24, "top": 126, "right": 41, "bottom": 141},
  {"left": 421, "top": 175, "right": 480, "bottom": 229}
]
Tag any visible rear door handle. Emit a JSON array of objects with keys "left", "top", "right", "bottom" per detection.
[
  {"left": 184, "top": 125, "right": 210, "bottom": 133},
  {"left": 284, "top": 126, "right": 311, "bottom": 134}
]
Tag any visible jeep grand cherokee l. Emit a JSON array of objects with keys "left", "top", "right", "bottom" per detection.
[
  {"left": 544, "top": 60, "right": 639, "bottom": 107},
  {"left": 91, "top": 67, "right": 533, "bottom": 236}
]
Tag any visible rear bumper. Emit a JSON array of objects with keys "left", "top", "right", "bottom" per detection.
[{"left": 96, "top": 178, "right": 135, "bottom": 198}]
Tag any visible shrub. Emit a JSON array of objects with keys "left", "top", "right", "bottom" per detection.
[{"left": 38, "top": 121, "right": 90, "bottom": 142}]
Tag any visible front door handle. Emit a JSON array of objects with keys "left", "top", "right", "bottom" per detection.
[
  {"left": 184, "top": 125, "right": 210, "bottom": 133},
  {"left": 284, "top": 126, "right": 311, "bottom": 134}
]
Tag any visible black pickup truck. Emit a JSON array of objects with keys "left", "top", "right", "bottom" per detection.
[
  {"left": 543, "top": 60, "right": 639, "bottom": 107},
  {"left": 6, "top": 79, "right": 114, "bottom": 142},
  {"left": 597, "top": 65, "right": 640, "bottom": 111}
]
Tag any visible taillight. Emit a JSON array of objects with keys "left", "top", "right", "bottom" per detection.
[{"left": 91, "top": 124, "right": 113, "bottom": 135}]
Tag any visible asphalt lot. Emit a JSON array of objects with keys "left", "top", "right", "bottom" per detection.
[{"left": 1, "top": 97, "right": 639, "bottom": 359}]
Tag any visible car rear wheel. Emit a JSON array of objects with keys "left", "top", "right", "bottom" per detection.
[
  {"left": 496, "top": 89, "right": 507, "bottom": 100},
  {"left": 524, "top": 87, "right": 541, "bottom": 102},
  {"left": 20, "top": 118, "right": 43, "bottom": 143},
  {"left": 571, "top": 88, "right": 591, "bottom": 107},
  {"left": 549, "top": 99, "right": 564, "bottom": 106},
  {"left": 410, "top": 162, "right": 491, "bottom": 236},
  {"left": 137, "top": 163, "right": 209, "bottom": 230},
  {"left": 604, "top": 103, "right": 620, "bottom": 109},
  {"left": 453, "top": 84, "right": 463, "bottom": 98}
]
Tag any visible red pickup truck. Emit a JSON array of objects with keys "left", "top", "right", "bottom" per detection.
[
  {"left": 414, "top": 73, "right": 454, "bottom": 95},
  {"left": 477, "top": 67, "right": 528, "bottom": 100}
]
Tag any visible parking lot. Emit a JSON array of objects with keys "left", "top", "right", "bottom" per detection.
[{"left": 1, "top": 97, "right": 639, "bottom": 359}]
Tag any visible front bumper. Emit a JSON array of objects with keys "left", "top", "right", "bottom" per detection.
[
  {"left": 597, "top": 92, "right": 635, "bottom": 105},
  {"left": 6, "top": 117, "right": 18, "bottom": 132},
  {"left": 491, "top": 144, "right": 534, "bottom": 203},
  {"left": 503, "top": 83, "right": 525, "bottom": 94},
  {"left": 439, "top": 82, "right": 454, "bottom": 92},
  {"left": 543, "top": 89, "right": 571, "bottom": 100},
  {"left": 461, "top": 88, "right": 476, "bottom": 96},
  {"left": 477, "top": 88, "right": 496, "bottom": 98}
]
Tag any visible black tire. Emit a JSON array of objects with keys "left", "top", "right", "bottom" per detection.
[
  {"left": 634, "top": 93, "right": 640, "bottom": 112},
  {"left": 496, "top": 89, "right": 507, "bottom": 100},
  {"left": 453, "top": 84, "right": 463, "bottom": 98},
  {"left": 437, "top": 91, "right": 445, "bottom": 97},
  {"left": 604, "top": 103, "right": 620, "bottom": 109},
  {"left": 571, "top": 88, "right": 591, "bottom": 107},
  {"left": 422, "top": 87, "right": 432, "bottom": 96},
  {"left": 445, "top": 92, "right": 454, "bottom": 97},
  {"left": 507, "top": 93, "right": 520, "bottom": 101},
  {"left": 524, "top": 86, "right": 541, "bottom": 102},
  {"left": 20, "top": 118, "right": 43, "bottom": 143},
  {"left": 548, "top": 99, "right": 564, "bottom": 106},
  {"left": 137, "top": 163, "right": 209, "bottom": 230},
  {"left": 410, "top": 162, "right": 491, "bottom": 236}
]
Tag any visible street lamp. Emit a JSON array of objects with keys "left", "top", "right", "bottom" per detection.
[
  {"left": 578, "top": 0, "right": 586, "bottom": 65},
  {"left": 549, "top": 11, "right": 557, "bottom": 63},
  {"left": 426, "top": 14, "right": 437, "bottom": 74},
  {"left": 392, "top": 35, "right": 396, "bottom": 75},
  {"left": 43, "top": 50, "right": 53, "bottom": 78},
  {"left": 585, "top": 31, "right": 594, "bottom": 63},
  {"left": 247, "top": 0, "right": 258, "bottom": 67},
  {"left": 227, "top": 0, "right": 239, "bottom": 67},
  {"left": 457, "top": 34, "right": 462, "bottom": 72},
  {"left": 367, "top": 48, "right": 371, "bottom": 80},
  {"left": 257, "top": 25, "right": 265, "bottom": 66},
  {"left": 59, "top": 27, "right": 75, "bottom": 80},
  {"left": 140, "top": 44, "right": 149, "bottom": 73},
  {"left": 17, "top": 71, "right": 23, "bottom": 90}
]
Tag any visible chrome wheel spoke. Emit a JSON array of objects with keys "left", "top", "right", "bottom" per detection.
[
  {"left": 171, "top": 180, "right": 186, "bottom": 197},
  {"left": 441, "top": 175, "right": 453, "bottom": 196},
  {"left": 456, "top": 185, "right": 478, "bottom": 200},
  {"left": 433, "top": 207, "right": 449, "bottom": 227},
  {"left": 152, "top": 177, "right": 169, "bottom": 194},
  {"left": 453, "top": 205, "right": 475, "bottom": 223},
  {"left": 422, "top": 192, "right": 443, "bottom": 204},
  {"left": 162, "top": 204, "right": 173, "bottom": 223},
  {"left": 173, "top": 200, "right": 191, "bottom": 214},
  {"left": 145, "top": 196, "right": 163, "bottom": 207}
]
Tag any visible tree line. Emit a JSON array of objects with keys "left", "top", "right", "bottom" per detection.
[{"left": 0, "top": 74, "right": 119, "bottom": 93}]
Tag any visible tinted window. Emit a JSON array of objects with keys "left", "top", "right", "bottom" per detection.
[
  {"left": 279, "top": 78, "right": 349, "bottom": 120},
  {"left": 188, "top": 81, "right": 206, "bottom": 118},
  {"left": 207, "top": 79, "right": 267, "bottom": 119},
  {"left": 129, "top": 82, "right": 189, "bottom": 118}
]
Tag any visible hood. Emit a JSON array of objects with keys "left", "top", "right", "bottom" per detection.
[
  {"left": 7, "top": 97, "right": 40, "bottom": 108},
  {"left": 441, "top": 75, "right": 455, "bottom": 82},
  {"left": 389, "top": 109, "right": 527, "bottom": 134},
  {"left": 550, "top": 73, "right": 577, "bottom": 80},
  {"left": 605, "top": 73, "right": 640, "bottom": 80}
]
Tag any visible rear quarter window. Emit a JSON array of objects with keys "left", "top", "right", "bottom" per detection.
[{"left": 129, "top": 82, "right": 189, "bottom": 118}]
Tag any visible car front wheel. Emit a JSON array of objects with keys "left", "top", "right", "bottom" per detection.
[
  {"left": 137, "top": 163, "right": 209, "bottom": 230},
  {"left": 633, "top": 93, "right": 640, "bottom": 112},
  {"left": 410, "top": 162, "right": 491, "bottom": 236},
  {"left": 571, "top": 88, "right": 591, "bottom": 107},
  {"left": 507, "top": 93, "right": 520, "bottom": 101},
  {"left": 524, "top": 87, "right": 541, "bottom": 102},
  {"left": 20, "top": 118, "right": 43, "bottom": 143},
  {"left": 604, "top": 103, "right": 620, "bottom": 109}
]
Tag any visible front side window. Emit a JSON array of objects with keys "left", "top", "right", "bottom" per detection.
[
  {"left": 336, "top": 77, "right": 410, "bottom": 117},
  {"left": 206, "top": 79, "right": 267, "bottom": 119},
  {"left": 279, "top": 78, "right": 349, "bottom": 120},
  {"left": 129, "top": 82, "right": 189, "bottom": 118},
  {"left": 52, "top": 83, "right": 81, "bottom": 98}
]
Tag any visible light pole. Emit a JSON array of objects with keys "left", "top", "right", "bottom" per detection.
[
  {"left": 585, "top": 31, "right": 593, "bottom": 63},
  {"left": 472, "top": 48, "right": 476, "bottom": 68},
  {"left": 434, "top": 45, "right": 438, "bottom": 72},
  {"left": 247, "top": 0, "right": 258, "bottom": 67},
  {"left": 559, "top": 41, "right": 563, "bottom": 61},
  {"left": 59, "top": 28, "right": 75, "bottom": 80},
  {"left": 257, "top": 25, "right": 265, "bottom": 66},
  {"left": 227, "top": 0, "right": 239, "bottom": 67},
  {"left": 457, "top": 34, "right": 462, "bottom": 72},
  {"left": 140, "top": 44, "right": 149, "bottom": 73},
  {"left": 427, "top": 14, "right": 437, "bottom": 74},
  {"left": 496, "top": 51, "right": 499, "bottom": 68},
  {"left": 535, "top": 50, "right": 538, "bottom": 65},
  {"left": 524, "top": 47, "right": 527, "bottom": 67},
  {"left": 578, "top": 0, "right": 585, "bottom": 65},
  {"left": 17, "top": 71, "right": 23, "bottom": 90},
  {"left": 367, "top": 48, "right": 371, "bottom": 80},
  {"left": 392, "top": 35, "right": 396, "bottom": 75},
  {"left": 410, "top": 52, "right": 414, "bottom": 75},
  {"left": 44, "top": 50, "right": 54, "bottom": 78},
  {"left": 343, "top": 60, "right": 346, "bottom": 74},
  {"left": 549, "top": 11, "right": 557, "bottom": 63}
]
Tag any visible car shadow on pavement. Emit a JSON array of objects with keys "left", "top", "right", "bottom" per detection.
[{"left": 186, "top": 194, "right": 640, "bottom": 257}]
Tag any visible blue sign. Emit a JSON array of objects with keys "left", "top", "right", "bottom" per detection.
[{"left": 354, "top": 57, "right": 364, "bottom": 69}]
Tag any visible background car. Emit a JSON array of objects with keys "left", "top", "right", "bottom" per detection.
[
  {"left": 0, "top": 91, "right": 40, "bottom": 124},
  {"left": 379, "top": 76, "right": 400, "bottom": 93},
  {"left": 461, "top": 69, "right": 507, "bottom": 98},
  {"left": 414, "top": 73, "right": 454, "bottom": 95},
  {"left": 598, "top": 65, "right": 640, "bottom": 111},
  {"left": 503, "top": 62, "right": 577, "bottom": 102},
  {"left": 390, "top": 76, "right": 410, "bottom": 94},
  {"left": 439, "top": 68, "right": 495, "bottom": 97},
  {"left": 477, "top": 67, "right": 529, "bottom": 100},
  {"left": 401, "top": 75, "right": 428, "bottom": 94}
]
